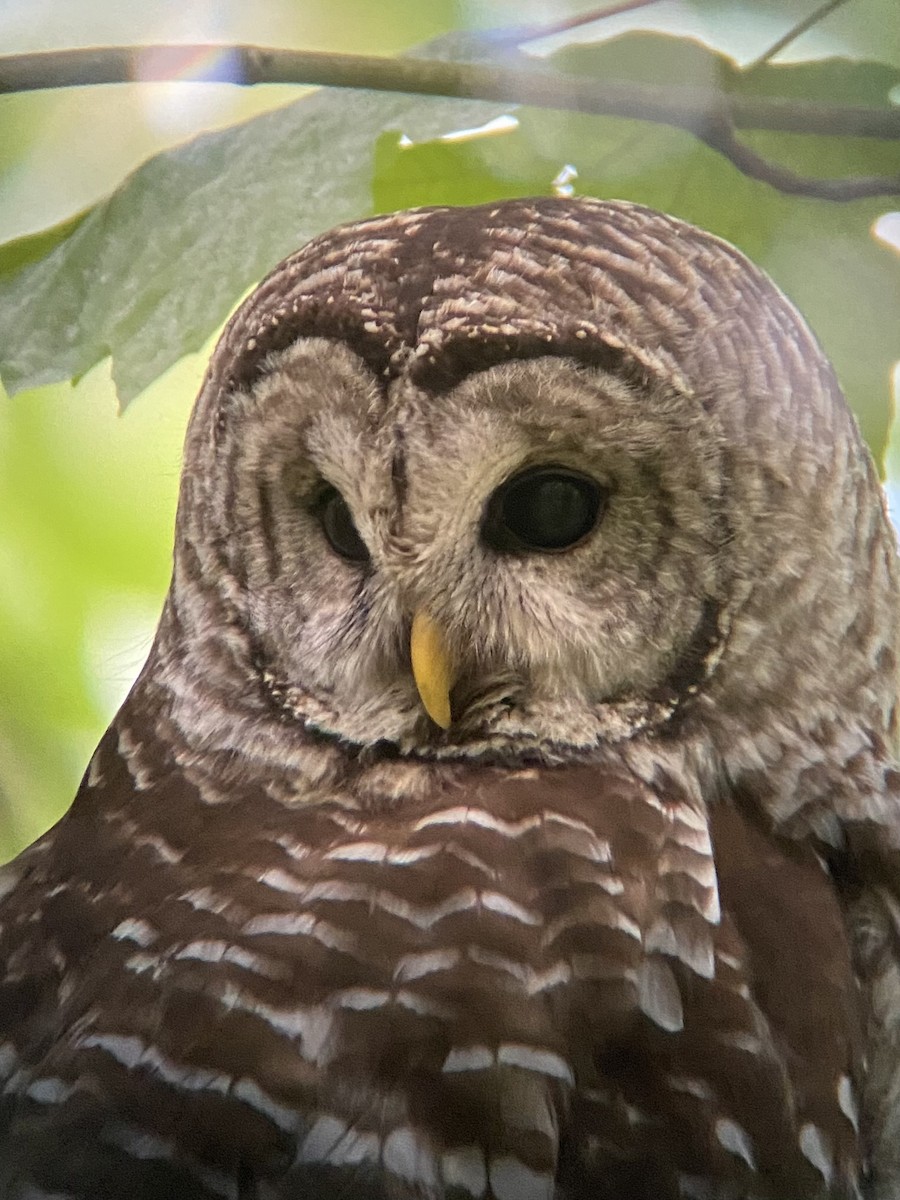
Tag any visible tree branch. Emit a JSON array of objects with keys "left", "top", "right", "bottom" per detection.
[
  {"left": 698, "top": 113, "right": 894, "bottom": 200},
  {"left": 0, "top": 45, "right": 897, "bottom": 200}
]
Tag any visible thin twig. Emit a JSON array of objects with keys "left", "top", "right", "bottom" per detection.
[
  {"left": 745, "top": 0, "right": 854, "bottom": 70},
  {"left": 699, "top": 113, "right": 893, "bottom": 200},
  {"left": 486, "top": 0, "right": 667, "bottom": 47},
  {"left": 0, "top": 45, "right": 897, "bottom": 200}
]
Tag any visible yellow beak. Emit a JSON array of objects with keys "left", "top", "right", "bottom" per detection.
[{"left": 410, "top": 610, "right": 455, "bottom": 729}]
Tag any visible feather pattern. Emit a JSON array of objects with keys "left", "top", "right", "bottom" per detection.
[{"left": 0, "top": 717, "right": 864, "bottom": 1198}]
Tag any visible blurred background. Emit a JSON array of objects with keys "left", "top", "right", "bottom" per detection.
[{"left": 1, "top": 0, "right": 898, "bottom": 857}]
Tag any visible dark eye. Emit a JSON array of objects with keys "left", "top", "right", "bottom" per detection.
[
  {"left": 318, "top": 487, "right": 369, "bottom": 563},
  {"left": 482, "top": 466, "right": 606, "bottom": 553}
]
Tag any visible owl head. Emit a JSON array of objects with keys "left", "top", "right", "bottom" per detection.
[{"left": 146, "top": 198, "right": 898, "bottom": 824}]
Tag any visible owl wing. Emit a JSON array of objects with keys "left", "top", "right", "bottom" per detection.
[
  {"left": 827, "top": 805, "right": 900, "bottom": 1200},
  {"left": 0, "top": 722, "right": 864, "bottom": 1199}
]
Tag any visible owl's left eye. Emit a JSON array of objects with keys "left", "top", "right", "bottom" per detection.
[
  {"left": 318, "top": 487, "right": 370, "bottom": 563},
  {"left": 482, "top": 465, "right": 606, "bottom": 554}
]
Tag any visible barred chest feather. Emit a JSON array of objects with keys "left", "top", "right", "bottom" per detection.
[{"left": 0, "top": 706, "right": 863, "bottom": 1200}]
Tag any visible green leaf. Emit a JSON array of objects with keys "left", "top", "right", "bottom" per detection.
[
  {"left": 0, "top": 85, "right": 508, "bottom": 405},
  {"left": 553, "top": 30, "right": 900, "bottom": 105},
  {"left": 0, "top": 209, "right": 92, "bottom": 279}
]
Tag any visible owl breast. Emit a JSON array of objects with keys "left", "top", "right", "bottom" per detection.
[{"left": 0, "top": 716, "right": 861, "bottom": 1200}]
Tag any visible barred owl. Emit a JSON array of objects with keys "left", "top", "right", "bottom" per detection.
[{"left": 1, "top": 197, "right": 899, "bottom": 1200}]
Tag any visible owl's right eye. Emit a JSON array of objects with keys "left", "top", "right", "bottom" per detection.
[{"left": 318, "top": 487, "right": 370, "bottom": 563}]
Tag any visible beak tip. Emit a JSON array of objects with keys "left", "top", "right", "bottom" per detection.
[{"left": 429, "top": 704, "right": 452, "bottom": 731}]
